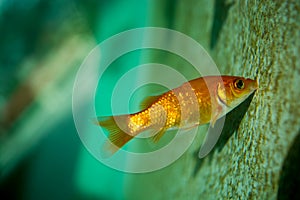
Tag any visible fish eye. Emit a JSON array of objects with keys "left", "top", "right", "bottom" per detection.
[{"left": 234, "top": 79, "right": 245, "bottom": 90}]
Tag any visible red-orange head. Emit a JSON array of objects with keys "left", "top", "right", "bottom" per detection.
[{"left": 217, "top": 76, "right": 258, "bottom": 108}]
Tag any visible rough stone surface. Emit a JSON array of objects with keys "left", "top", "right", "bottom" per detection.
[{"left": 125, "top": 1, "right": 300, "bottom": 199}]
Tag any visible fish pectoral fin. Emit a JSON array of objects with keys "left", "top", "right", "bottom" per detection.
[
  {"left": 211, "top": 103, "right": 225, "bottom": 127},
  {"left": 198, "top": 117, "right": 225, "bottom": 158},
  {"left": 210, "top": 112, "right": 220, "bottom": 128},
  {"left": 152, "top": 128, "right": 167, "bottom": 143},
  {"left": 139, "top": 95, "right": 160, "bottom": 110},
  {"left": 96, "top": 116, "right": 133, "bottom": 157}
]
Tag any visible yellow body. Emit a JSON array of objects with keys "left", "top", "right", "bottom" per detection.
[{"left": 97, "top": 76, "right": 258, "bottom": 156}]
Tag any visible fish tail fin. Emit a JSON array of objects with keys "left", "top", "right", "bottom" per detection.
[{"left": 95, "top": 115, "right": 133, "bottom": 157}]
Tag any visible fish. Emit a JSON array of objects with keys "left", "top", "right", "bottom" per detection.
[{"left": 96, "top": 76, "right": 258, "bottom": 156}]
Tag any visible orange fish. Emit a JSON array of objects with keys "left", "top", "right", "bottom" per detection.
[{"left": 96, "top": 76, "right": 258, "bottom": 156}]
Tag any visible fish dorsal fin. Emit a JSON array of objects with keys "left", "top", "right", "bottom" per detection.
[{"left": 139, "top": 95, "right": 160, "bottom": 110}]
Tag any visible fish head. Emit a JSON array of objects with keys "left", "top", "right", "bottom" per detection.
[{"left": 218, "top": 76, "right": 258, "bottom": 108}]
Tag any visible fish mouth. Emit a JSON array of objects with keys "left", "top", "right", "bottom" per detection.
[
  {"left": 250, "top": 79, "right": 259, "bottom": 91},
  {"left": 255, "top": 79, "right": 259, "bottom": 89}
]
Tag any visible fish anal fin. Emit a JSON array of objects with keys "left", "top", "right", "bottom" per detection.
[
  {"left": 96, "top": 115, "right": 133, "bottom": 157},
  {"left": 139, "top": 95, "right": 160, "bottom": 110},
  {"left": 103, "top": 129, "right": 133, "bottom": 157},
  {"left": 152, "top": 128, "right": 167, "bottom": 143}
]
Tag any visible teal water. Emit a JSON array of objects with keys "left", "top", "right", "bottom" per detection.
[
  {"left": 0, "top": 0, "right": 150, "bottom": 199},
  {"left": 1, "top": 1, "right": 299, "bottom": 200}
]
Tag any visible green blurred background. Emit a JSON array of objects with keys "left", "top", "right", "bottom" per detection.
[
  {"left": 0, "top": 0, "right": 163, "bottom": 199},
  {"left": 1, "top": 0, "right": 300, "bottom": 200}
]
